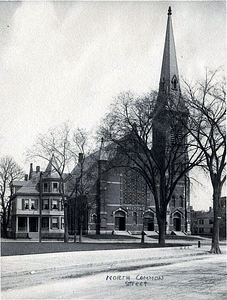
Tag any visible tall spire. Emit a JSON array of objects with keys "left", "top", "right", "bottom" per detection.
[{"left": 159, "top": 6, "right": 180, "bottom": 95}]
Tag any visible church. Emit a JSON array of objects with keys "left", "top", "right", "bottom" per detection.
[{"left": 73, "top": 7, "right": 191, "bottom": 236}]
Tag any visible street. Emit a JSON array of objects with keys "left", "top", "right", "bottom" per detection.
[{"left": 2, "top": 246, "right": 226, "bottom": 300}]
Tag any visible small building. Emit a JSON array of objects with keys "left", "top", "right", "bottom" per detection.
[
  {"left": 191, "top": 197, "right": 226, "bottom": 237},
  {"left": 10, "top": 159, "right": 65, "bottom": 239},
  {"left": 190, "top": 207, "right": 214, "bottom": 236}
]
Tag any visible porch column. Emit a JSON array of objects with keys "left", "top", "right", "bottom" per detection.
[
  {"left": 15, "top": 216, "right": 18, "bottom": 233},
  {"left": 27, "top": 216, "right": 29, "bottom": 233}
]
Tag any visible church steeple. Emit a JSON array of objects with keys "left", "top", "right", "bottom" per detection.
[{"left": 159, "top": 7, "right": 180, "bottom": 95}]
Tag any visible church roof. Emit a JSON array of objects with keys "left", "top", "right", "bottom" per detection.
[{"left": 159, "top": 7, "right": 180, "bottom": 95}]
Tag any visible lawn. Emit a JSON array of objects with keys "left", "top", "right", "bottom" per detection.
[
  {"left": 85, "top": 234, "right": 140, "bottom": 240},
  {"left": 147, "top": 235, "right": 205, "bottom": 241},
  {"left": 1, "top": 240, "right": 191, "bottom": 256}
]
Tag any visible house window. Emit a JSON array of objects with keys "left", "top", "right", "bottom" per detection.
[
  {"left": 199, "top": 219, "right": 204, "bottom": 225},
  {"left": 22, "top": 199, "right": 29, "bottom": 210},
  {"left": 133, "top": 212, "right": 137, "bottom": 224},
  {"left": 43, "top": 199, "right": 49, "bottom": 210},
  {"left": 209, "top": 219, "right": 213, "bottom": 224},
  {"left": 18, "top": 217, "right": 27, "bottom": 231},
  {"left": 52, "top": 199, "right": 58, "bottom": 210},
  {"left": 199, "top": 227, "right": 204, "bottom": 233},
  {"left": 52, "top": 182, "right": 58, "bottom": 192},
  {"left": 43, "top": 183, "right": 50, "bottom": 193},
  {"left": 42, "top": 217, "right": 49, "bottom": 229},
  {"left": 31, "top": 199, "right": 38, "bottom": 210},
  {"left": 210, "top": 228, "right": 213, "bottom": 233},
  {"left": 51, "top": 217, "right": 59, "bottom": 229},
  {"left": 61, "top": 217, "right": 64, "bottom": 229}
]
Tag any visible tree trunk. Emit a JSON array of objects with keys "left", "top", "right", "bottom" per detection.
[
  {"left": 210, "top": 185, "right": 221, "bottom": 254},
  {"left": 158, "top": 215, "right": 166, "bottom": 246},
  {"left": 2, "top": 217, "right": 8, "bottom": 238},
  {"left": 64, "top": 203, "right": 69, "bottom": 243},
  {"left": 79, "top": 223, "right": 82, "bottom": 243},
  {"left": 74, "top": 214, "right": 77, "bottom": 243}
]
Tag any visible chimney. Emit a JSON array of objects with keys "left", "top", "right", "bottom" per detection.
[
  {"left": 29, "top": 163, "right": 33, "bottom": 180},
  {"left": 24, "top": 174, "right": 28, "bottom": 181},
  {"left": 36, "top": 166, "right": 40, "bottom": 173}
]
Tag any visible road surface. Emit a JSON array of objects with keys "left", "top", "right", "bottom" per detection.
[{"left": 2, "top": 248, "right": 226, "bottom": 300}]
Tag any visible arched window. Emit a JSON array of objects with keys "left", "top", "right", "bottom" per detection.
[
  {"left": 172, "top": 196, "right": 176, "bottom": 207},
  {"left": 133, "top": 212, "right": 137, "bottom": 224},
  {"left": 171, "top": 75, "right": 178, "bottom": 90},
  {"left": 92, "top": 214, "right": 97, "bottom": 223},
  {"left": 180, "top": 196, "right": 184, "bottom": 207}
]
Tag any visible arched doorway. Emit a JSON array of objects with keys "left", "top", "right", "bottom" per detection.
[
  {"left": 173, "top": 212, "right": 181, "bottom": 231},
  {"left": 144, "top": 212, "right": 154, "bottom": 231},
  {"left": 115, "top": 211, "right": 126, "bottom": 231}
]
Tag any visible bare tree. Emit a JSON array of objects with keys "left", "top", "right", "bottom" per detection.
[
  {"left": 184, "top": 70, "right": 226, "bottom": 253},
  {"left": 28, "top": 123, "right": 74, "bottom": 242},
  {"left": 67, "top": 128, "right": 98, "bottom": 242},
  {"left": 99, "top": 91, "right": 203, "bottom": 245},
  {"left": 28, "top": 124, "right": 95, "bottom": 243},
  {"left": 0, "top": 156, "right": 24, "bottom": 238}
]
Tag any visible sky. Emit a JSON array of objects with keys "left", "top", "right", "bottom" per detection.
[{"left": 0, "top": 1, "right": 225, "bottom": 210}]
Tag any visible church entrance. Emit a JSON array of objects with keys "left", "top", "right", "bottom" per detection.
[
  {"left": 144, "top": 212, "right": 154, "bottom": 231},
  {"left": 173, "top": 213, "right": 181, "bottom": 231},
  {"left": 115, "top": 211, "right": 126, "bottom": 231}
]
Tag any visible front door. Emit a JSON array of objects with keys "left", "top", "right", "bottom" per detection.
[
  {"left": 29, "top": 217, "right": 38, "bottom": 232},
  {"left": 115, "top": 211, "right": 126, "bottom": 231},
  {"left": 148, "top": 220, "right": 154, "bottom": 231},
  {"left": 144, "top": 212, "right": 154, "bottom": 231},
  {"left": 173, "top": 216, "right": 181, "bottom": 231}
]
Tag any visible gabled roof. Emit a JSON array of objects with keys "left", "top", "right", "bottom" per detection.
[
  {"left": 15, "top": 172, "right": 40, "bottom": 195},
  {"left": 14, "top": 157, "right": 69, "bottom": 196},
  {"left": 12, "top": 181, "right": 27, "bottom": 187}
]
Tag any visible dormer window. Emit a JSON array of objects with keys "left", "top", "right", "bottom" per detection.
[{"left": 171, "top": 75, "right": 178, "bottom": 89}]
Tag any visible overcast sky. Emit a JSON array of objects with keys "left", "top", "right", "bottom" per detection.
[{"left": 0, "top": 1, "right": 225, "bottom": 210}]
